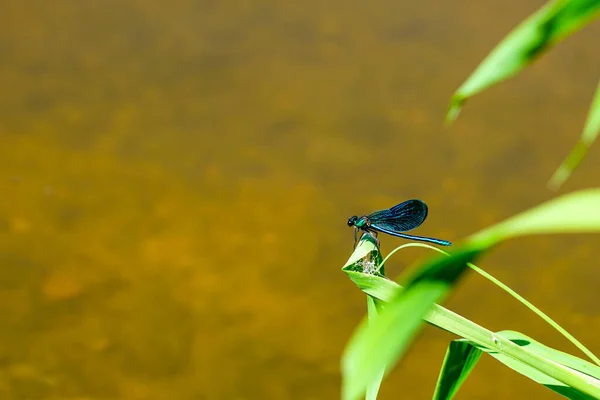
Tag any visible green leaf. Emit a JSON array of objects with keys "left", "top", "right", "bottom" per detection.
[
  {"left": 434, "top": 331, "right": 600, "bottom": 400},
  {"left": 433, "top": 340, "right": 483, "bottom": 400},
  {"left": 342, "top": 234, "right": 390, "bottom": 399},
  {"left": 447, "top": 0, "right": 600, "bottom": 122},
  {"left": 342, "top": 189, "right": 600, "bottom": 400},
  {"left": 342, "top": 242, "right": 600, "bottom": 399},
  {"left": 342, "top": 234, "right": 399, "bottom": 302},
  {"left": 341, "top": 247, "right": 482, "bottom": 400},
  {"left": 493, "top": 331, "right": 600, "bottom": 380},
  {"left": 466, "top": 331, "right": 600, "bottom": 400},
  {"left": 549, "top": 81, "right": 600, "bottom": 190},
  {"left": 468, "top": 189, "right": 600, "bottom": 247},
  {"left": 365, "top": 296, "right": 386, "bottom": 400}
]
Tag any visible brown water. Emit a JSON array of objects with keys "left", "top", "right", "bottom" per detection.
[{"left": 1, "top": 0, "right": 600, "bottom": 398}]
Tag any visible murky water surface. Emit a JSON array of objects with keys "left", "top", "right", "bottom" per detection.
[{"left": 1, "top": 0, "right": 600, "bottom": 398}]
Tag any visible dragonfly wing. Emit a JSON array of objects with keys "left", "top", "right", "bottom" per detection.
[{"left": 369, "top": 199, "right": 428, "bottom": 232}]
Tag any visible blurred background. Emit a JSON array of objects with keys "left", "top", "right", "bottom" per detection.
[{"left": 1, "top": 0, "right": 599, "bottom": 398}]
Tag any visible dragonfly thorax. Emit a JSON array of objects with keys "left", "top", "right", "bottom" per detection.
[
  {"left": 348, "top": 215, "right": 371, "bottom": 229},
  {"left": 354, "top": 217, "right": 371, "bottom": 229}
]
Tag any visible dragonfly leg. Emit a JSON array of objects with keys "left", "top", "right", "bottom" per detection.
[
  {"left": 373, "top": 232, "right": 380, "bottom": 248},
  {"left": 365, "top": 230, "right": 380, "bottom": 248},
  {"left": 353, "top": 227, "right": 358, "bottom": 248}
]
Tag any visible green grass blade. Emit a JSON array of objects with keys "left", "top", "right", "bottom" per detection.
[
  {"left": 436, "top": 334, "right": 600, "bottom": 400},
  {"left": 549, "top": 81, "right": 600, "bottom": 190},
  {"left": 342, "top": 239, "right": 600, "bottom": 398},
  {"left": 342, "top": 234, "right": 390, "bottom": 399},
  {"left": 481, "top": 331, "right": 600, "bottom": 400},
  {"left": 341, "top": 247, "right": 482, "bottom": 400},
  {"left": 342, "top": 239, "right": 600, "bottom": 399},
  {"left": 466, "top": 262, "right": 600, "bottom": 367},
  {"left": 447, "top": 0, "right": 600, "bottom": 123},
  {"left": 469, "top": 189, "right": 600, "bottom": 247},
  {"left": 433, "top": 340, "right": 483, "bottom": 400},
  {"left": 365, "top": 296, "right": 386, "bottom": 400},
  {"left": 342, "top": 234, "right": 399, "bottom": 302},
  {"left": 342, "top": 189, "right": 600, "bottom": 400},
  {"left": 381, "top": 243, "right": 600, "bottom": 367},
  {"left": 494, "top": 331, "right": 600, "bottom": 381}
]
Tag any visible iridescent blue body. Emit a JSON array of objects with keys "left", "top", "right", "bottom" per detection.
[{"left": 347, "top": 199, "right": 451, "bottom": 247}]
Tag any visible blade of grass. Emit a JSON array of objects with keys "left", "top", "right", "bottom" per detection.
[
  {"left": 341, "top": 246, "right": 482, "bottom": 400},
  {"left": 477, "top": 330, "right": 600, "bottom": 400},
  {"left": 446, "top": 0, "right": 600, "bottom": 123},
  {"left": 468, "top": 189, "right": 600, "bottom": 247},
  {"left": 435, "top": 334, "right": 600, "bottom": 400},
  {"left": 467, "top": 262, "right": 600, "bottom": 367},
  {"left": 549, "top": 81, "right": 600, "bottom": 190},
  {"left": 342, "top": 238, "right": 600, "bottom": 400},
  {"left": 343, "top": 238, "right": 599, "bottom": 370},
  {"left": 365, "top": 296, "right": 386, "bottom": 400},
  {"left": 342, "top": 234, "right": 399, "bottom": 302},
  {"left": 433, "top": 340, "right": 483, "bottom": 400},
  {"left": 383, "top": 243, "right": 600, "bottom": 367},
  {"left": 343, "top": 241, "right": 600, "bottom": 399},
  {"left": 494, "top": 331, "right": 600, "bottom": 382}
]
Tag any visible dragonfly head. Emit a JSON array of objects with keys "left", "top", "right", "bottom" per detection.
[{"left": 347, "top": 216, "right": 358, "bottom": 227}]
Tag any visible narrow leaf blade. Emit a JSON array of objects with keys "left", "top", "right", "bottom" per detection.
[
  {"left": 495, "top": 331, "right": 600, "bottom": 381},
  {"left": 469, "top": 189, "right": 600, "bottom": 246},
  {"left": 433, "top": 340, "right": 483, "bottom": 400},
  {"left": 549, "top": 81, "right": 600, "bottom": 190},
  {"left": 365, "top": 296, "right": 386, "bottom": 400},
  {"left": 341, "top": 247, "right": 482, "bottom": 400},
  {"left": 447, "top": 0, "right": 600, "bottom": 122},
  {"left": 482, "top": 331, "right": 600, "bottom": 400}
]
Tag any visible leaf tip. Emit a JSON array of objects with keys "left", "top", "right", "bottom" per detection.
[
  {"left": 547, "top": 168, "right": 568, "bottom": 192},
  {"left": 547, "top": 141, "right": 589, "bottom": 192},
  {"left": 445, "top": 95, "right": 466, "bottom": 125}
]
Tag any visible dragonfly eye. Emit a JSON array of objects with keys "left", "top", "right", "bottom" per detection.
[{"left": 347, "top": 216, "right": 357, "bottom": 226}]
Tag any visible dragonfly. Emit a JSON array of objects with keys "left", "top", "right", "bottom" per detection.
[{"left": 347, "top": 199, "right": 451, "bottom": 248}]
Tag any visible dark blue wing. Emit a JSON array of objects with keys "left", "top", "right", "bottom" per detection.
[{"left": 367, "top": 199, "right": 428, "bottom": 232}]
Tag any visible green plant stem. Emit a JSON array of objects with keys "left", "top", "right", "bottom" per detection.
[
  {"left": 359, "top": 274, "right": 600, "bottom": 397},
  {"left": 379, "top": 243, "right": 600, "bottom": 367},
  {"left": 424, "top": 303, "right": 600, "bottom": 397}
]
